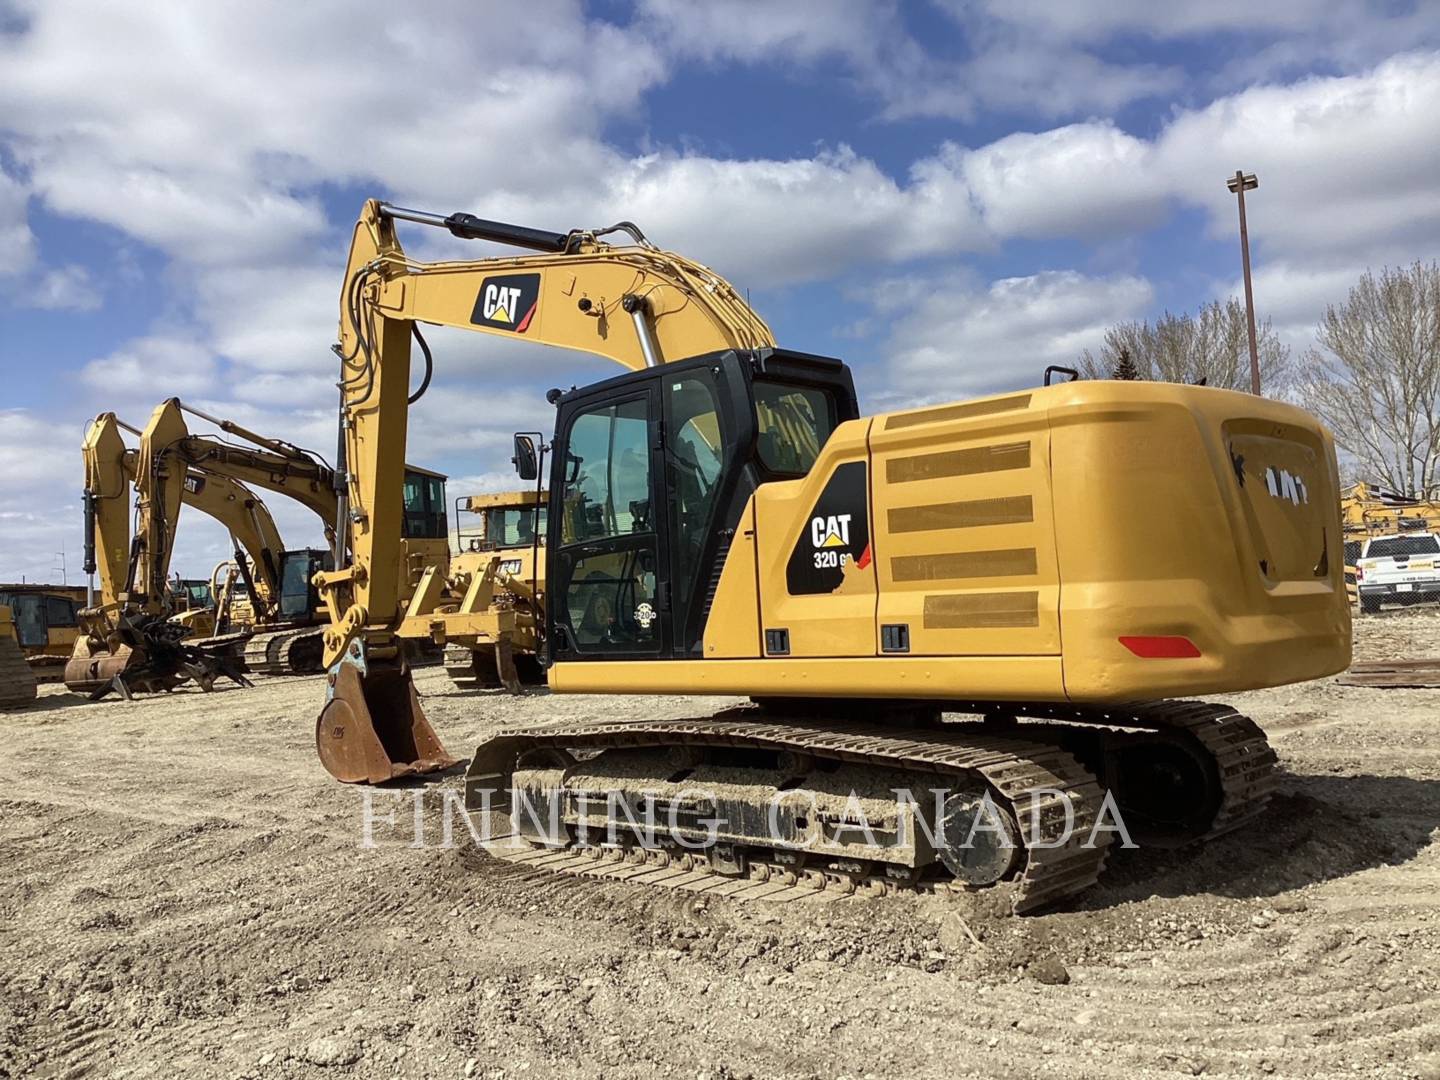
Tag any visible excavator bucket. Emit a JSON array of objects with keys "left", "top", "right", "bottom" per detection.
[
  {"left": 63, "top": 637, "right": 144, "bottom": 696},
  {"left": 316, "top": 660, "right": 458, "bottom": 783}
]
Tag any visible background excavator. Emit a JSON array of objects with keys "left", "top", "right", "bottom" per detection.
[
  {"left": 141, "top": 399, "right": 450, "bottom": 674},
  {"left": 67, "top": 402, "right": 452, "bottom": 690},
  {"left": 66, "top": 410, "right": 252, "bottom": 698},
  {"left": 314, "top": 198, "right": 1351, "bottom": 911}
]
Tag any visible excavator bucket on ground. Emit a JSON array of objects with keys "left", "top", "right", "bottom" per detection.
[
  {"left": 316, "top": 657, "right": 457, "bottom": 783},
  {"left": 0, "top": 606, "right": 38, "bottom": 709},
  {"left": 64, "top": 612, "right": 252, "bottom": 699}
]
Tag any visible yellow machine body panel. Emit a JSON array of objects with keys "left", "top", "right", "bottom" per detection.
[
  {"left": 754, "top": 420, "right": 875, "bottom": 658},
  {"left": 870, "top": 392, "right": 1061, "bottom": 659},
  {"left": 701, "top": 500, "right": 760, "bottom": 659},
  {"left": 0, "top": 603, "right": 39, "bottom": 707},
  {"left": 553, "top": 381, "right": 1351, "bottom": 703}
]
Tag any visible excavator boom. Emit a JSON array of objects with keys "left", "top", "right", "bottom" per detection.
[{"left": 316, "top": 199, "right": 778, "bottom": 781}]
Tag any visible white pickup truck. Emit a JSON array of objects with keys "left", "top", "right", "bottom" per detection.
[{"left": 1356, "top": 531, "right": 1440, "bottom": 613}]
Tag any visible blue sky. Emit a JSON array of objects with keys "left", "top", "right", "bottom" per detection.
[{"left": 2, "top": 0, "right": 1439, "bottom": 582}]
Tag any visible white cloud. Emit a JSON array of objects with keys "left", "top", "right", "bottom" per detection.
[
  {"left": 79, "top": 334, "right": 219, "bottom": 401},
  {"left": 946, "top": 123, "right": 1165, "bottom": 240},
  {"left": 0, "top": 1, "right": 662, "bottom": 266},
  {"left": 0, "top": 165, "right": 36, "bottom": 276},
  {"left": 25, "top": 263, "right": 100, "bottom": 311},
  {"left": 963, "top": 0, "right": 1345, "bottom": 42},
  {"left": 875, "top": 270, "right": 1154, "bottom": 403},
  {"left": 0, "top": 410, "right": 85, "bottom": 583},
  {"left": 1157, "top": 53, "right": 1440, "bottom": 256},
  {"left": 638, "top": 0, "right": 1183, "bottom": 120}
]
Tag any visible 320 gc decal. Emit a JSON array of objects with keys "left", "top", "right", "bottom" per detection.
[{"left": 785, "top": 461, "right": 871, "bottom": 595}]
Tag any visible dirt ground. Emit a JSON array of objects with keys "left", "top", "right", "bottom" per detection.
[{"left": 2, "top": 611, "right": 1438, "bottom": 1080}]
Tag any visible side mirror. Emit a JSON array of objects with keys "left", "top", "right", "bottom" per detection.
[{"left": 512, "top": 434, "right": 538, "bottom": 481}]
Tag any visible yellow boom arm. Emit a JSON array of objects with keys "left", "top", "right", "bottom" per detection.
[{"left": 82, "top": 411, "right": 289, "bottom": 616}]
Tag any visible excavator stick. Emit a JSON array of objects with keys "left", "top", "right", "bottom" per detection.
[{"left": 316, "top": 654, "right": 457, "bottom": 783}]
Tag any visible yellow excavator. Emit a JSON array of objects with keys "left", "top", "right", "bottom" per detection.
[
  {"left": 0, "top": 583, "right": 86, "bottom": 681},
  {"left": 67, "top": 412, "right": 254, "bottom": 697},
  {"left": 434, "top": 488, "right": 548, "bottom": 691},
  {"left": 68, "top": 402, "right": 450, "bottom": 690},
  {"left": 314, "top": 199, "right": 1351, "bottom": 911},
  {"left": 140, "top": 399, "right": 449, "bottom": 674}
]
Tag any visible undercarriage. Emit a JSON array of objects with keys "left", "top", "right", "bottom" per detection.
[
  {"left": 242, "top": 626, "right": 325, "bottom": 675},
  {"left": 465, "top": 700, "right": 1277, "bottom": 912}
]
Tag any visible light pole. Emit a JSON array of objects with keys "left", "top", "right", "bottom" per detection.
[{"left": 1226, "top": 169, "right": 1261, "bottom": 395}]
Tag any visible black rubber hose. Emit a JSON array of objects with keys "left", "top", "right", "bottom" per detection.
[{"left": 408, "top": 323, "right": 434, "bottom": 405}]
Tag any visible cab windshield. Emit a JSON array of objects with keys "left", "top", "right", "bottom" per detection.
[{"left": 484, "top": 506, "right": 546, "bottom": 548}]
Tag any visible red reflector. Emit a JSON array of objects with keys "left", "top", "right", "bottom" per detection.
[{"left": 1118, "top": 635, "right": 1201, "bottom": 659}]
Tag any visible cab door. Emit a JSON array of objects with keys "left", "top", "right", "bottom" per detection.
[{"left": 547, "top": 387, "right": 666, "bottom": 660}]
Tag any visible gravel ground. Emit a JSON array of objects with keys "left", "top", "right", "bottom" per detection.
[{"left": 1, "top": 610, "right": 1437, "bottom": 1079}]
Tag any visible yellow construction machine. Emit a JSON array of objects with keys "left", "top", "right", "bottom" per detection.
[
  {"left": 66, "top": 411, "right": 267, "bottom": 696},
  {"left": 430, "top": 489, "right": 548, "bottom": 691},
  {"left": 0, "top": 604, "right": 38, "bottom": 708},
  {"left": 314, "top": 199, "right": 1351, "bottom": 911},
  {"left": 142, "top": 399, "right": 449, "bottom": 674},
  {"left": 0, "top": 583, "right": 86, "bottom": 682},
  {"left": 67, "top": 401, "right": 450, "bottom": 691}
]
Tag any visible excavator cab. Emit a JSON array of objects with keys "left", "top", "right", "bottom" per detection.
[
  {"left": 543, "top": 347, "right": 858, "bottom": 663},
  {"left": 278, "top": 548, "right": 331, "bottom": 621}
]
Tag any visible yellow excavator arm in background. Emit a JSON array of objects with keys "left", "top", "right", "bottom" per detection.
[
  {"left": 321, "top": 199, "right": 774, "bottom": 667},
  {"left": 81, "top": 411, "right": 289, "bottom": 619},
  {"left": 146, "top": 399, "right": 340, "bottom": 541},
  {"left": 82, "top": 413, "right": 134, "bottom": 610}
]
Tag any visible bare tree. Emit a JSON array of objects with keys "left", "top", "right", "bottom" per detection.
[
  {"left": 1298, "top": 262, "right": 1440, "bottom": 499},
  {"left": 1079, "top": 299, "right": 1290, "bottom": 390}
]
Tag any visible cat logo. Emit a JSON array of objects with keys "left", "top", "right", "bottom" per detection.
[
  {"left": 183, "top": 473, "right": 205, "bottom": 495},
  {"left": 786, "top": 462, "right": 870, "bottom": 595},
  {"left": 470, "top": 272, "right": 541, "bottom": 333},
  {"left": 811, "top": 513, "right": 852, "bottom": 549}
]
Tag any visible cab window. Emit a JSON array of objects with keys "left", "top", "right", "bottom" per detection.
[
  {"left": 484, "top": 506, "right": 547, "bottom": 548},
  {"left": 753, "top": 381, "right": 835, "bottom": 475},
  {"left": 556, "top": 394, "right": 660, "bottom": 655},
  {"left": 45, "top": 595, "right": 79, "bottom": 627},
  {"left": 666, "top": 373, "right": 725, "bottom": 625},
  {"left": 561, "top": 397, "right": 652, "bottom": 544},
  {"left": 402, "top": 470, "right": 447, "bottom": 540}
]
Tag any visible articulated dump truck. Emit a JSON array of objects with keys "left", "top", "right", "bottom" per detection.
[{"left": 314, "top": 200, "right": 1352, "bottom": 912}]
